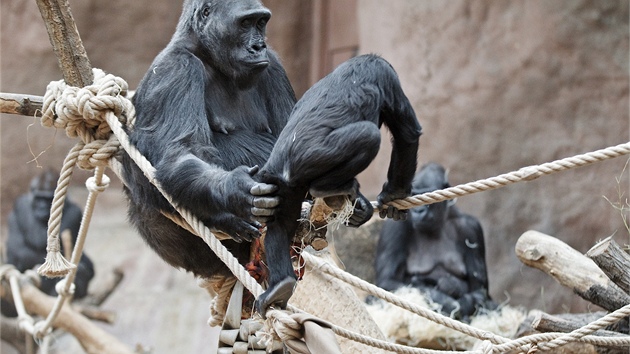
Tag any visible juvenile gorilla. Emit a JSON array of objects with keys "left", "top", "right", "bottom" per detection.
[
  {"left": 375, "top": 163, "right": 496, "bottom": 320},
  {"left": 122, "top": 0, "right": 295, "bottom": 284},
  {"left": 2, "top": 170, "right": 94, "bottom": 317},
  {"left": 255, "top": 54, "right": 421, "bottom": 316}
]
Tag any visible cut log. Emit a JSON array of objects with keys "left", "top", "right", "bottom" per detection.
[
  {"left": 586, "top": 236, "right": 630, "bottom": 295},
  {"left": 532, "top": 311, "right": 625, "bottom": 337},
  {"left": 515, "top": 230, "right": 630, "bottom": 311}
]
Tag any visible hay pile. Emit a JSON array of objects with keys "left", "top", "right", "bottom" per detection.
[{"left": 365, "top": 287, "right": 526, "bottom": 350}]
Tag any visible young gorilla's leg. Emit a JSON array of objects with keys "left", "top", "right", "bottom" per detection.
[
  {"left": 305, "top": 121, "right": 380, "bottom": 226},
  {"left": 307, "top": 121, "right": 380, "bottom": 197}
]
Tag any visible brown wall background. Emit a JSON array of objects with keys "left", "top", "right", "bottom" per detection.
[
  {"left": 1, "top": 0, "right": 629, "bottom": 321},
  {"left": 355, "top": 0, "right": 629, "bottom": 313}
]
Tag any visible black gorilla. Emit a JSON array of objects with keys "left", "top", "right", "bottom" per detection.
[
  {"left": 122, "top": 0, "right": 295, "bottom": 284},
  {"left": 2, "top": 169, "right": 94, "bottom": 317},
  {"left": 255, "top": 54, "right": 421, "bottom": 316},
  {"left": 375, "top": 163, "right": 496, "bottom": 320}
]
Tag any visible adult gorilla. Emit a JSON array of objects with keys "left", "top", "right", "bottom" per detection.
[
  {"left": 122, "top": 0, "right": 294, "bottom": 284},
  {"left": 3, "top": 170, "right": 94, "bottom": 317},
  {"left": 375, "top": 163, "right": 496, "bottom": 321},
  {"left": 123, "top": 0, "right": 418, "bottom": 318}
]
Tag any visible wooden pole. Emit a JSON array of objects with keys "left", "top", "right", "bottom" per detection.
[{"left": 35, "top": 0, "right": 93, "bottom": 87}]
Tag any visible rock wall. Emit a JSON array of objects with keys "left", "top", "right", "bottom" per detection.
[{"left": 355, "top": 0, "right": 629, "bottom": 312}]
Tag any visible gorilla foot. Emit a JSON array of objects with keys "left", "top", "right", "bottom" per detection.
[{"left": 255, "top": 276, "right": 296, "bottom": 319}]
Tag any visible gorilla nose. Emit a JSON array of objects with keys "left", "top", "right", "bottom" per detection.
[{"left": 251, "top": 41, "right": 267, "bottom": 53}]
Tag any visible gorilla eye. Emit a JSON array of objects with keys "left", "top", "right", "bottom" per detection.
[{"left": 201, "top": 7, "right": 210, "bottom": 17}]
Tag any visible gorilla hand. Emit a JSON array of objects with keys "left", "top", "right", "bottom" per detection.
[
  {"left": 347, "top": 192, "right": 374, "bottom": 227},
  {"left": 213, "top": 166, "right": 279, "bottom": 242},
  {"left": 377, "top": 182, "right": 409, "bottom": 221}
]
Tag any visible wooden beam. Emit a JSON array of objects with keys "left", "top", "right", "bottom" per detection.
[{"left": 35, "top": 0, "right": 93, "bottom": 87}]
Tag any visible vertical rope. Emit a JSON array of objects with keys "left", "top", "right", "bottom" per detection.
[{"left": 37, "top": 144, "right": 83, "bottom": 277}]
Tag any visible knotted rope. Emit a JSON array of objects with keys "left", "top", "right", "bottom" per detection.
[
  {"left": 38, "top": 68, "right": 132, "bottom": 278},
  {"left": 33, "top": 68, "right": 129, "bottom": 337}
]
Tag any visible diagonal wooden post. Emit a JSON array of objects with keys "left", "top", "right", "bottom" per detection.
[{"left": 35, "top": 0, "right": 93, "bottom": 87}]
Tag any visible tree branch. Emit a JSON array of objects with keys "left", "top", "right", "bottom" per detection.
[
  {"left": 0, "top": 93, "right": 43, "bottom": 117},
  {"left": 586, "top": 236, "right": 630, "bottom": 295},
  {"left": 35, "top": 0, "right": 93, "bottom": 87}
]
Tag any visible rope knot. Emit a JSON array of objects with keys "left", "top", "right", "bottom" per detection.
[
  {"left": 55, "top": 278, "right": 75, "bottom": 297},
  {"left": 86, "top": 174, "right": 111, "bottom": 193},
  {"left": 41, "top": 68, "right": 134, "bottom": 170},
  {"left": 262, "top": 309, "right": 303, "bottom": 345}
]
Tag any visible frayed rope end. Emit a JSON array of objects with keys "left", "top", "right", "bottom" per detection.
[{"left": 37, "top": 251, "right": 76, "bottom": 278}]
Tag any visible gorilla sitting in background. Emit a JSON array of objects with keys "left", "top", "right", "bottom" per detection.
[
  {"left": 2, "top": 169, "right": 94, "bottom": 317},
  {"left": 375, "top": 163, "right": 496, "bottom": 320}
]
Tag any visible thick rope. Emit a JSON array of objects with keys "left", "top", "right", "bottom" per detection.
[
  {"left": 300, "top": 253, "right": 630, "bottom": 353},
  {"left": 38, "top": 68, "right": 132, "bottom": 278},
  {"left": 38, "top": 69, "right": 630, "bottom": 353},
  {"left": 34, "top": 68, "right": 129, "bottom": 337},
  {"left": 373, "top": 142, "right": 630, "bottom": 210},
  {"left": 299, "top": 253, "right": 512, "bottom": 347}
]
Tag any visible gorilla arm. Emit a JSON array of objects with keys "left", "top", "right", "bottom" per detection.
[
  {"left": 455, "top": 213, "right": 496, "bottom": 314},
  {"left": 133, "top": 49, "right": 278, "bottom": 242}
]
